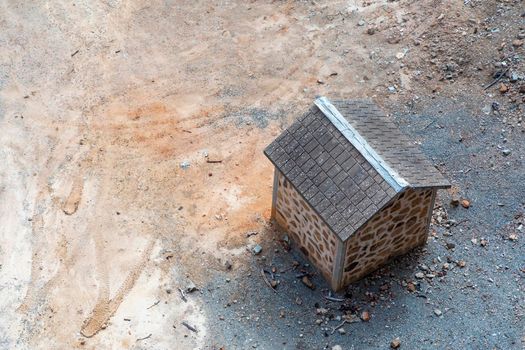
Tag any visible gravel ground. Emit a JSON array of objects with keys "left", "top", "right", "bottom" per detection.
[{"left": 200, "top": 95, "right": 525, "bottom": 350}]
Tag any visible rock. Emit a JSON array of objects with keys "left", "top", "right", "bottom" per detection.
[
  {"left": 316, "top": 319, "right": 323, "bottom": 325},
  {"left": 446, "top": 242, "right": 456, "bottom": 250},
  {"left": 520, "top": 85, "right": 525, "bottom": 94},
  {"left": 407, "top": 282, "right": 416, "bottom": 292},
  {"left": 179, "top": 161, "right": 190, "bottom": 169},
  {"left": 415, "top": 272, "right": 425, "bottom": 279},
  {"left": 396, "top": 52, "right": 405, "bottom": 60},
  {"left": 390, "top": 337, "right": 401, "bottom": 349},
  {"left": 302, "top": 276, "right": 315, "bottom": 290},
  {"left": 252, "top": 244, "right": 262, "bottom": 255},
  {"left": 361, "top": 311, "right": 371, "bottom": 322},
  {"left": 480, "top": 238, "right": 488, "bottom": 247},
  {"left": 450, "top": 196, "right": 460, "bottom": 207},
  {"left": 332, "top": 346, "right": 343, "bottom": 350},
  {"left": 502, "top": 149, "right": 511, "bottom": 156},
  {"left": 367, "top": 27, "right": 376, "bottom": 35},
  {"left": 512, "top": 39, "right": 523, "bottom": 48},
  {"left": 316, "top": 307, "right": 328, "bottom": 315},
  {"left": 425, "top": 273, "right": 435, "bottom": 279},
  {"left": 510, "top": 71, "right": 520, "bottom": 82},
  {"left": 388, "top": 86, "right": 397, "bottom": 93},
  {"left": 358, "top": 19, "right": 366, "bottom": 26},
  {"left": 509, "top": 234, "right": 518, "bottom": 241},
  {"left": 499, "top": 83, "right": 508, "bottom": 93},
  {"left": 434, "top": 308, "right": 442, "bottom": 316},
  {"left": 225, "top": 261, "right": 232, "bottom": 270},
  {"left": 343, "top": 313, "right": 360, "bottom": 323},
  {"left": 387, "top": 36, "right": 400, "bottom": 44},
  {"left": 461, "top": 199, "right": 470, "bottom": 208},
  {"left": 457, "top": 260, "right": 466, "bottom": 268},
  {"left": 338, "top": 328, "right": 346, "bottom": 335},
  {"left": 186, "top": 280, "right": 197, "bottom": 293}
]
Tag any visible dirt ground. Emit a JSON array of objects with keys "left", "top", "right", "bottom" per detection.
[{"left": 0, "top": 0, "right": 524, "bottom": 349}]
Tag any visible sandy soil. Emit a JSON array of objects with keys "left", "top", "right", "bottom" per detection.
[{"left": 1, "top": 0, "right": 523, "bottom": 349}]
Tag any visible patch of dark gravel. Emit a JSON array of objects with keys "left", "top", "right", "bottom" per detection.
[{"left": 199, "top": 95, "right": 524, "bottom": 349}]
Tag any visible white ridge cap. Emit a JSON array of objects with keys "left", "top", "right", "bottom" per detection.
[{"left": 314, "top": 96, "right": 409, "bottom": 192}]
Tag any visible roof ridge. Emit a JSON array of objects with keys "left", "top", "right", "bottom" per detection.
[{"left": 314, "top": 96, "right": 409, "bottom": 193}]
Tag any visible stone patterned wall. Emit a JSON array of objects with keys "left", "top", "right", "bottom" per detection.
[
  {"left": 273, "top": 170, "right": 339, "bottom": 283},
  {"left": 341, "top": 188, "right": 435, "bottom": 286}
]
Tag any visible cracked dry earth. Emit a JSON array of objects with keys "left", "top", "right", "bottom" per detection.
[{"left": 1, "top": 0, "right": 524, "bottom": 349}]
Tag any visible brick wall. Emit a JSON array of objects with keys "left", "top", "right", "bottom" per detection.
[{"left": 273, "top": 170, "right": 339, "bottom": 284}]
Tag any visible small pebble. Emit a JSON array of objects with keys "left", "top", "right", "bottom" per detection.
[
  {"left": 252, "top": 244, "right": 262, "bottom": 255},
  {"left": 360, "top": 311, "right": 371, "bottom": 322},
  {"left": 390, "top": 337, "right": 401, "bottom": 349}
]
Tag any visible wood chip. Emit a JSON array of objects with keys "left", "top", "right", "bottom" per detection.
[{"left": 301, "top": 276, "right": 316, "bottom": 290}]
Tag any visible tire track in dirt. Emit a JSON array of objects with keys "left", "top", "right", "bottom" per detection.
[
  {"left": 80, "top": 233, "right": 157, "bottom": 337},
  {"left": 75, "top": 143, "right": 160, "bottom": 338}
]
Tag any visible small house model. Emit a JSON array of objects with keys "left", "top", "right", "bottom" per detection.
[{"left": 264, "top": 97, "right": 450, "bottom": 291}]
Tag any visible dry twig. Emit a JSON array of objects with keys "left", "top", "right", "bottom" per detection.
[
  {"left": 182, "top": 321, "right": 198, "bottom": 333},
  {"left": 331, "top": 320, "right": 347, "bottom": 334},
  {"left": 260, "top": 269, "right": 277, "bottom": 293},
  {"left": 136, "top": 333, "right": 152, "bottom": 341},
  {"left": 146, "top": 300, "right": 160, "bottom": 309},
  {"left": 484, "top": 68, "right": 509, "bottom": 90}
]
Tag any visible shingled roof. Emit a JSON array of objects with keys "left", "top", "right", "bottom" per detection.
[{"left": 264, "top": 97, "right": 450, "bottom": 241}]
